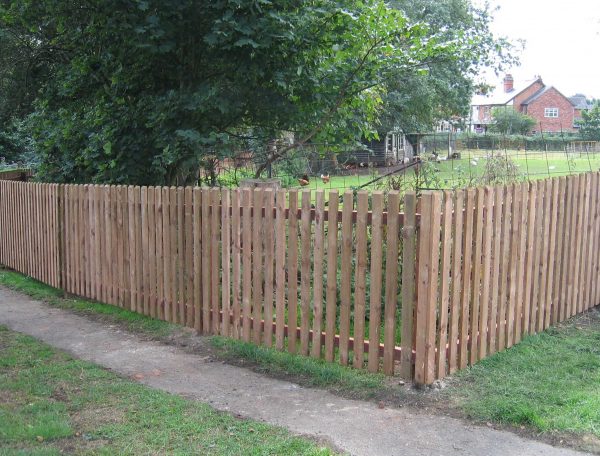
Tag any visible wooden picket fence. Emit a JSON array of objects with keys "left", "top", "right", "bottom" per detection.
[
  {"left": 0, "top": 181, "right": 419, "bottom": 377},
  {"left": 415, "top": 172, "right": 600, "bottom": 384},
  {"left": 1, "top": 173, "right": 599, "bottom": 384}
]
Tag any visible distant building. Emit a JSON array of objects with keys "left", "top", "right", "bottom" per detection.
[{"left": 470, "top": 74, "right": 589, "bottom": 134}]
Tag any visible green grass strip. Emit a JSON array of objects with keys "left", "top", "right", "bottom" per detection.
[
  {"left": 448, "top": 313, "right": 600, "bottom": 437},
  {"left": 211, "top": 336, "right": 385, "bottom": 397},
  {"left": 0, "top": 269, "right": 175, "bottom": 338},
  {"left": 0, "top": 326, "right": 333, "bottom": 455}
]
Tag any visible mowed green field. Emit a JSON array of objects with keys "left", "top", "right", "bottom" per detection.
[
  {"left": 286, "top": 150, "right": 600, "bottom": 192},
  {"left": 431, "top": 150, "right": 600, "bottom": 187}
]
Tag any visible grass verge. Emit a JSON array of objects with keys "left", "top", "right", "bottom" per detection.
[
  {"left": 445, "top": 309, "right": 600, "bottom": 445},
  {"left": 211, "top": 336, "right": 386, "bottom": 398},
  {"left": 0, "top": 268, "right": 389, "bottom": 401},
  {"left": 0, "top": 325, "right": 334, "bottom": 455},
  {"left": 0, "top": 269, "right": 176, "bottom": 338},
  {"left": 9, "top": 264, "right": 600, "bottom": 450}
]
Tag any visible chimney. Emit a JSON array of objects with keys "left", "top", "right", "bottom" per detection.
[{"left": 503, "top": 74, "right": 514, "bottom": 93}]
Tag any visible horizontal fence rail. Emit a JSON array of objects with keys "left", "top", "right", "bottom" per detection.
[{"left": 1, "top": 172, "right": 599, "bottom": 384}]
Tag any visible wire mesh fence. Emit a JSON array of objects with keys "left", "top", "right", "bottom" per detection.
[
  {"left": 199, "top": 136, "right": 600, "bottom": 194},
  {"left": 4, "top": 134, "right": 598, "bottom": 193}
]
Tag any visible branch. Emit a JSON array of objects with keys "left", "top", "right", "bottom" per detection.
[{"left": 253, "top": 35, "right": 388, "bottom": 178}]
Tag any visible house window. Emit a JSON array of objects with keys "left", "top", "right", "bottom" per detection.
[{"left": 545, "top": 107, "right": 559, "bottom": 118}]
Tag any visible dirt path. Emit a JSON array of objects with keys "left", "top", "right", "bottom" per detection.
[{"left": 0, "top": 286, "right": 588, "bottom": 456}]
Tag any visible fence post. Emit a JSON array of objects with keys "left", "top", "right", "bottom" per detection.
[
  {"left": 414, "top": 191, "right": 442, "bottom": 385},
  {"left": 399, "top": 192, "right": 417, "bottom": 379},
  {"left": 57, "top": 184, "right": 67, "bottom": 295}
]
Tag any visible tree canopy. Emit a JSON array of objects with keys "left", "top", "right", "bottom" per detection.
[
  {"left": 380, "top": 0, "right": 518, "bottom": 137},
  {"left": 0, "top": 0, "right": 514, "bottom": 184},
  {"left": 489, "top": 107, "right": 536, "bottom": 135},
  {"left": 578, "top": 102, "right": 600, "bottom": 141}
]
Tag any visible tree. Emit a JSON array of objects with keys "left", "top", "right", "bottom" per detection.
[
  {"left": 578, "top": 102, "right": 600, "bottom": 141},
  {"left": 0, "top": 0, "right": 497, "bottom": 184},
  {"left": 489, "top": 108, "right": 536, "bottom": 135},
  {"left": 0, "top": 21, "right": 53, "bottom": 163},
  {"left": 379, "top": 0, "right": 519, "bottom": 140}
]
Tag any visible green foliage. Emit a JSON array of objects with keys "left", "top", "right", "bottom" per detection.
[
  {"left": 489, "top": 108, "right": 537, "bottom": 135},
  {"left": 458, "top": 132, "right": 576, "bottom": 151},
  {"left": 273, "top": 149, "right": 310, "bottom": 187},
  {"left": 216, "top": 166, "right": 255, "bottom": 188},
  {"left": 0, "top": 0, "right": 462, "bottom": 185},
  {"left": 478, "top": 152, "right": 523, "bottom": 185},
  {"left": 448, "top": 310, "right": 600, "bottom": 437},
  {"left": 578, "top": 102, "right": 600, "bottom": 141},
  {"left": 381, "top": 0, "right": 519, "bottom": 136},
  {"left": 0, "top": 117, "right": 38, "bottom": 166}
]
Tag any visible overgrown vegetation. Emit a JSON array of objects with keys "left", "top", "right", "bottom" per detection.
[{"left": 0, "top": 326, "right": 334, "bottom": 455}]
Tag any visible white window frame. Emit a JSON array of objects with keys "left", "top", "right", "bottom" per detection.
[{"left": 544, "top": 107, "right": 559, "bottom": 118}]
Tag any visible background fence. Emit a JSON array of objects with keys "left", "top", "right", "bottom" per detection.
[
  {"left": 1, "top": 173, "right": 599, "bottom": 384},
  {"left": 0, "top": 169, "right": 34, "bottom": 181}
]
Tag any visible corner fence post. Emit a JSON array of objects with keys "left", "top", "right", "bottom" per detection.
[
  {"left": 414, "top": 191, "right": 442, "bottom": 385},
  {"left": 399, "top": 192, "right": 417, "bottom": 379}
]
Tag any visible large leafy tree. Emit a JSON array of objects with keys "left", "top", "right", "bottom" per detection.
[
  {"left": 0, "top": 0, "right": 503, "bottom": 184},
  {"left": 0, "top": 21, "right": 52, "bottom": 162},
  {"left": 381, "top": 0, "right": 518, "bottom": 138}
]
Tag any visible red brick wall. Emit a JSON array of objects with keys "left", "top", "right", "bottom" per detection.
[
  {"left": 514, "top": 80, "right": 545, "bottom": 112},
  {"left": 526, "top": 88, "right": 576, "bottom": 133}
]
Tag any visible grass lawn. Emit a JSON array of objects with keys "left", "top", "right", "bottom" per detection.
[
  {"left": 445, "top": 309, "right": 600, "bottom": 441},
  {"left": 282, "top": 150, "right": 600, "bottom": 193},
  {"left": 3, "top": 267, "right": 600, "bottom": 449},
  {"left": 430, "top": 150, "right": 600, "bottom": 187},
  {"left": 0, "top": 325, "right": 334, "bottom": 455}
]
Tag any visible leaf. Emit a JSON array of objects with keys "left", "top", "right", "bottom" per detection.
[{"left": 233, "top": 38, "right": 259, "bottom": 48}]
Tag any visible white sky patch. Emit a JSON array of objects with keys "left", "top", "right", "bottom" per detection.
[{"left": 476, "top": 0, "right": 600, "bottom": 99}]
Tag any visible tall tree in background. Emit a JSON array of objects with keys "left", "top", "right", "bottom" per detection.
[
  {"left": 0, "top": 0, "right": 514, "bottom": 184},
  {"left": 381, "top": 0, "right": 518, "bottom": 140},
  {"left": 579, "top": 102, "right": 600, "bottom": 141}
]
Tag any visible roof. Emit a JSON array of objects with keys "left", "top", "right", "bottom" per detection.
[
  {"left": 521, "top": 86, "right": 550, "bottom": 105},
  {"left": 521, "top": 85, "right": 576, "bottom": 107},
  {"left": 569, "top": 94, "right": 591, "bottom": 110},
  {"left": 471, "top": 78, "right": 540, "bottom": 106}
]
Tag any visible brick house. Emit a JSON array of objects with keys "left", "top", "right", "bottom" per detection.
[{"left": 470, "top": 75, "right": 585, "bottom": 134}]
